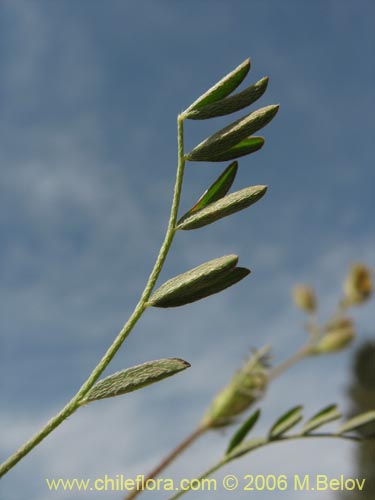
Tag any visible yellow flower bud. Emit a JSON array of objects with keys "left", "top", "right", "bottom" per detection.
[
  {"left": 344, "top": 263, "right": 373, "bottom": 306},
  {"left": 292, "top": 284, "right": 317, "bottom": 313},
  {"left": 313, "top": 318, "right": 355, "bottom": 354},
  {"left": 201, "top": 347, "right": 269, "bottom": 428}
]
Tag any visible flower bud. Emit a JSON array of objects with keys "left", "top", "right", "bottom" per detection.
[
  {"left": 344, "top": 263, "right": 372, "bottom": 306},
  {"left": 292, "top": 285, "right": 317, "bottom": 313},
  {"left": 201, "top": 347, "right": 269, "bottom": 428},
  {"left": 312, "top": 318, "right": 355, "bottom": 354}
]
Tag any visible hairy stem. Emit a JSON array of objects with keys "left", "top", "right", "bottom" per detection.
[
  {"left": 167, "top": 433, "right": 367, "bottom": 500},
  {"left": 0, "top": 115, "right": 186, "bottom": 478},
  {"left": 122, "top": 340, "right": 315, "bottom": 499}
]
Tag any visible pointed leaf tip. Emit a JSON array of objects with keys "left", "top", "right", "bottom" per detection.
[
  {"left": 185, "top": 59, "right": 251, "bottom": 113},
  {"left": 80, "top": 358, "right": 191, "bottom": 404},
  {"left": 186, "top": 77, "right": 270, "bottom": 120},
  {"left": 269, "top": 406, "right": 303, "bottom": 438},
  {"left": 167, "top": 266, "right": 250, "bottom": 308},
  {"left": 187, "top": 105, "right": 278, "bottom": 162},
  {"left": 192, "top": 136, "right": 265, "bottom": 162},
  {"left": 177, "top": 185, "right": 267, "bottom": 230},
  {"left": 302, "top": 405, "right": 341, "bottom": 434},
  {"left": 149, "top": 255, "right": 250, "bottom": 308}
]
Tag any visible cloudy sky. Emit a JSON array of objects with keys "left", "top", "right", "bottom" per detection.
[{"left": 1, "top": 1, "right": 374, "bottom": 499}]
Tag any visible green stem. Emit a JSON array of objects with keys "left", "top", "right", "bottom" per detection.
[
  {"left": 267, "top": 343, "right": 313, "bottom": 381},
  {"left": 0, "top": 115, "right": 186, "bottom": 479},
  {"left": 167, "top": 432, "right": 367, "bottom": 500},
  {"left": 124, "top": 340, "right": 316, "bottom": 499}
]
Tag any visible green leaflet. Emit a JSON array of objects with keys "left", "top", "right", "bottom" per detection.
[
  {"left": 185, "top": 77, "right": 269, "bottom": 120},
  {"left": 148, "top": 255, "right": 250, "bottom": 308},
  {"left": 185, "top": 59, "right": 251, "bottom": 113},
  {"left": 226, "top": 437, "right": 268, "bottom": 461},
  {"left": 336, "top": 410, "right": 375, "bottom": 435},
  {"left": 302, "top": 405, "right": 341, "bottom": 434},
  {"left": 185, "top": 267, "right": 250, "bottom": 305},
  {"left": 186, "top": 105, "right": 278, "bottom": 162},
  {"left": 80, "top": 358, "right": 190, "bottom": 404},
  {"left": 226, "top": 409, "right": 261, "bottom": 455},
  {"left": 177, "top": 185, "right": 267, "bottom": 230},
  {"left": 178, "top": 162, "right": 238, "bottom": 226},
  {"left": 269, "top": 406, "right": 303, "bottom": 438},
  {"left": 149, "top": 267, "right": 250, "bottom": 308},
  {"left": 196, "top": 136, "right": 265, "bottom": 162}
]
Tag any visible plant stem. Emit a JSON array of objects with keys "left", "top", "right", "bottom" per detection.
[
  {"left": 0, "top": 115, "right": 186, "bottom": 479},
  {"left": 122, "top": 341, "right": 315, "bottom": 499},
  {"left": 267, "top": 343, "right": 313, "bottom": 381},
  {"left": 167, "top": 433, "right": 367, "bottom": 500},
  {"left": 124, "top": 424, "right": 208, "bottom": 500}
]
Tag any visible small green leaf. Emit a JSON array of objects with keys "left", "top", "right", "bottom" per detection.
[
  {"left": 177, "top": 185, "right": 267, "bottom": 230},
  {"left": 80, "top": 358, "right": 190, "bottom": 404},
  {"left": 336, "top": 410, "right": 375, "bottom": 435},
  {"left": 185, "top": 77, "right": 269, "bottom": 120},
  {"left": 148, "top": 255, "right": 250, "bottom": 308},
  {"left": 226, "top": 409, "right": 261, "bottom": 455},
  {"left": 151, "top": 267, "right": 250, "bottom": 307},
  {"left": 186, "top": 105, "right": 279, "bottom": 162},
  {"left": 178, "top": 162, "right": 238, "bottom": 225},
  {"left": 148, "top": 255, "right": 238, "bottom": 308},
  {"left": 196, "top": 136, "right": 265, "bottom": 162},
  {"left": 185, "top": 59, "right": 251, "bottom": 113},
  {"left": 302, "top": 405, "right": 341, "bottom": 434},
  {"left": 226, "top": 437, "right": 268, "bottom": 461},
  {"left": 185, "top": 267, "right": 250, "bottom": 305},
  {"left": 269, "top": 406, "right": 303, "bottom": 438}
]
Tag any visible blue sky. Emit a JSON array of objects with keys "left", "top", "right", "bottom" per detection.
[{"left": 0, "top": 1, "right": 374, "bottom": 499}]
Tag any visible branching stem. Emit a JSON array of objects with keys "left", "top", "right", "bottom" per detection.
[
  {"left": 122, "top": 340, "right": 316, "bottom": 499},
  {"left": 167, "top": 433, "right": 368, "bottom": 500}
]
